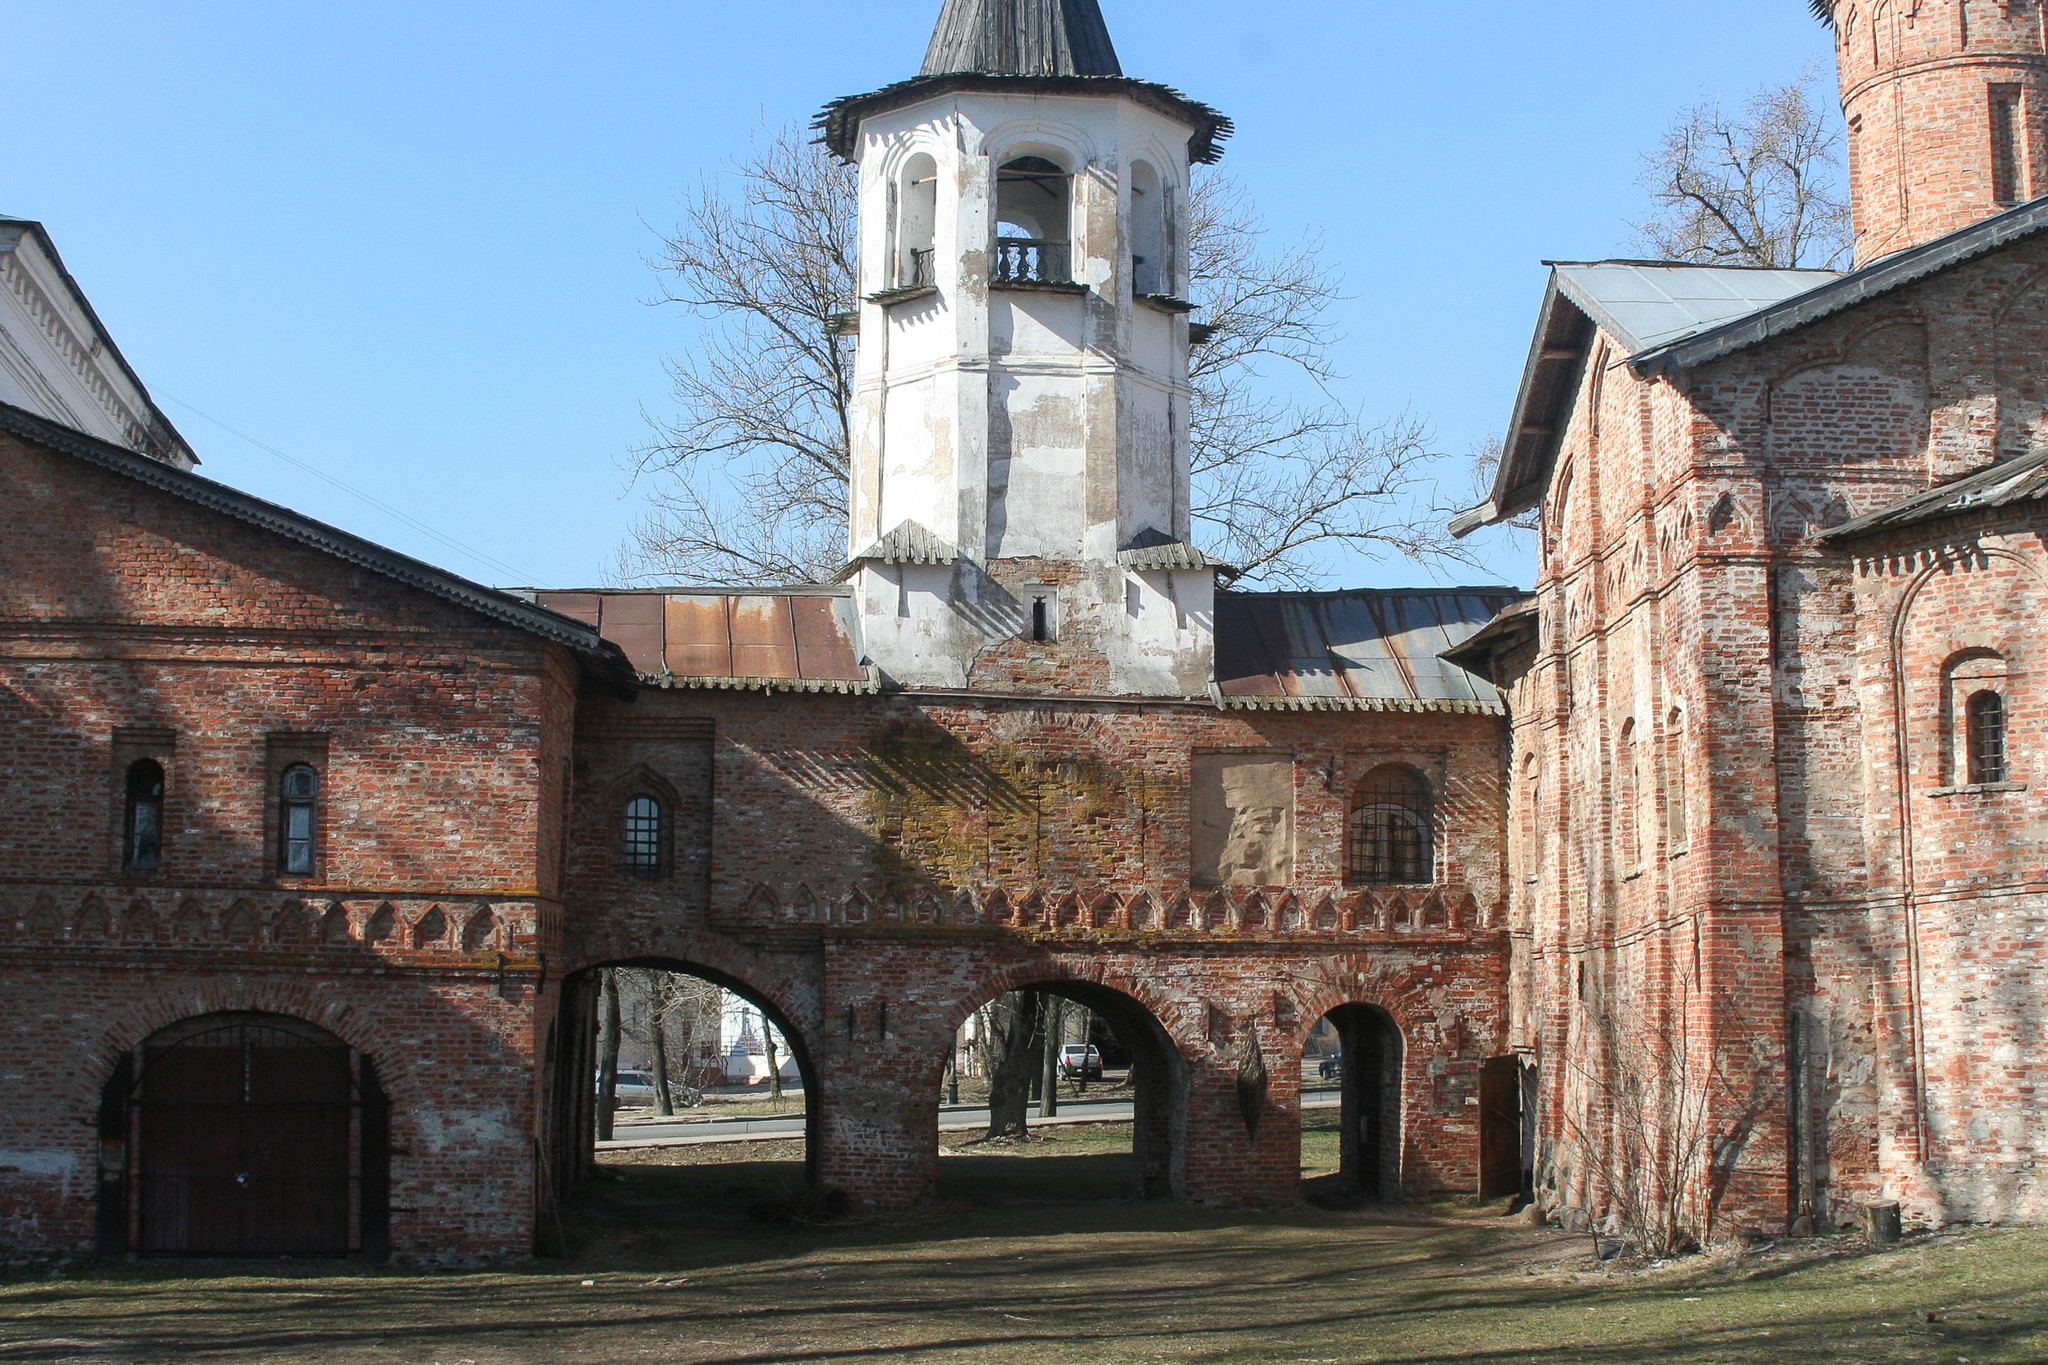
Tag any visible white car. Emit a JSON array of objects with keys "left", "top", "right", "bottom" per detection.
[
  {"left": 599, "top": 1069, "right": 660, "bottom": 1107},
  {"left": 1058, "top": 1044, "right": 1103, "bottom": 1080}
]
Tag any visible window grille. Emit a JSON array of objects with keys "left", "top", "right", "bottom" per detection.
[
  {"left": 124, "top": 760, "right": 164, "bottom": 873},
  {"left": 1967, "top": 690, "right": 2007, "bottom": 785},
  {"left": 1346, "top": 765, "right": 1434, "bottom": 885},
  {"left": 280, "top": 765, "right": 318, "bottom": 876},
  {"left": 623, "top": 796, "right": 663, "bottom": 878}
]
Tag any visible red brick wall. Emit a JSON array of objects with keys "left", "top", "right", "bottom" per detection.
[
  {"left": 1834, "top": 0, "right": 2048, "bottom": 264},
  {"left": 0, "top": 432, "right": 570, "bottom": 1258}
]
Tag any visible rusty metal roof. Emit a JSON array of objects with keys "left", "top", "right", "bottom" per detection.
[
  {"left": 1213, "top": 588, "right": 1525, "bottom": 713},
  {"left": 531, "top": 589, "right": 873, "bottom": 692},
  {"left": 1818, "top": 445, "right": 2048, "bottom": 542}
]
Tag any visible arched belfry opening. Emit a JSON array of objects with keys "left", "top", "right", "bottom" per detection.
[
  {"left": 940, "top": 979, "right": 1186, "bottom": 1205},
  {"left": 1300, "top": 1004, "right": 1403, "bottom": 1203},
  {"left": 994, "top": 155, "right": 1072, "bottom": 285},
  {"left": 99, "top": 1012, "right": 389, "bottom": 1258}
]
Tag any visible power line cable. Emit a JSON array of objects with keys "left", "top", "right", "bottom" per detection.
[{"left": 156, "top": 392, "right": 532, "bottom": 584}]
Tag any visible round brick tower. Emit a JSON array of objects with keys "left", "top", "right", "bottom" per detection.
[{"left": 1827, "top": 0, "right": 2048, "bottom": 264}]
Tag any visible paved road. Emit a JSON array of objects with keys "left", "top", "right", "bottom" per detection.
[{"left": 600, "top": 1087, "right": 1342, "bottom": 1149}]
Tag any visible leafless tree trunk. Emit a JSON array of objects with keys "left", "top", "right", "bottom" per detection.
[
  {"left": 761, "top": 1009, "right": 784, "bottom": 1100},
  {"left": 596, "top": 968, "right": 621, "bottom": 1143},
  {"left": 1632, "top": 67, "right": 1851, "bottom": 270},
  {"left": 644, "top": 969, "right": 673, "bottom": 1117},
  {"left": 1039, "top": 994, "right": 1063, "bottom": 1119},
  {"left": 624, "top": 124, "right": 1474, "bottom": 591},
  {"left": 984, "top": 992, "right": 1042, "bottom": 1140}
]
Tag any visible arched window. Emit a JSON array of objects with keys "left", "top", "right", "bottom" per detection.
[
  {"left": 1130, "top": 159, "right": 1166, "bottom": 296},
  {"left": 899, "top": 152, "right": 938, "bottom": 289},
  {"left": 123, "top": 759, "right": 164, "bottom": 873},
  {"left": 1665, "top": 708, "right": 1689, "bottom": 852},
  {"left": 1967, "top": 689, "right": 2008, "bottom": 784},
  {"left": 993, "top": 155, "right": 1071, "bottom": 285},
  {"left": 622, "top": 796, "right": 664, "bottom": 879},
  {"left": 1346, "top": 764, "right": 1434, "bottom": 885},
  {"left": 1616, "top": 719, "right": 1640, "bottom": 870},
  {"left": 279, "top": 765, "right": 318, "bottom": 876}
]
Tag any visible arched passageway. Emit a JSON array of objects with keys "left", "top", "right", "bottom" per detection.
[
  {"left": 99, "top": 1011, "right": 388, "bottom": 1258},
  {"left": 1301, "top": 1004, "right": 1404, "bottom": 1203},
  {"left": 937, "top": 980, "right": 1186, "bottom": 1206},
  {"left": 544, "top": 959, "right": 820, "bottom": 1242}
]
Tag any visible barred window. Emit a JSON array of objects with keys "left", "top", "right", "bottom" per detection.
[
  {"left": 1346, "top": 764, "right": 1434, "bottom": 885},
  {"left": 622, "top": 796, "right": 663, "bottom": 878},
  {"left": 1967, "top": 690, "right": 2007, "bottom": 785},
  {"left": 124, "top": 760, "right": 164, "bottom": 873},
  {"left": 279, "top": 764, "right": 318, "bottom": 876}
]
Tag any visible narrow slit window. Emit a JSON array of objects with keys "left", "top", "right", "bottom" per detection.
[
  {"left": 1666, "top": 709, "right": 1690, "bottom": 851},
  {"left": 279, "top": 764, "right": 318, "bottom": 876},
  {"left": 1992, "top": 85, "right": 2024, "bottom": 206},
  {"left": 1967, "top": 690, "right": 2008, "bottom": 784},
  {"left": 1026, "top": 587, "right": 1056, "bottom": 643},
  {"left": 124, "top": 759, "right": 164, "bottom": 873},
  {"left": 623, "top": 796, "right": 663, "bottom": 878}
]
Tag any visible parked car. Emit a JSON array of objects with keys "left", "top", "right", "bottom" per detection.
[
  {"left": 600, "top": 1069, "right": 659, "bottom": 1108},
  {"left": 1318, "top": 1054, "right": 1343, "bottom": 1081},
  {"left": 1058, "top": 1043, "right": 1103, "bottom": 1081}
]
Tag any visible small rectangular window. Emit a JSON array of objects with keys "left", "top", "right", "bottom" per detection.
[
  {"left": 1992, "top": 85, "right": 2025, "bottom": 206},
  {"left": 1024, "top": 585, "right": 1058, "bottom": 643}
]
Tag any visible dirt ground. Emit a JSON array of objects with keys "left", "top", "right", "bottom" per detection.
[{"left": 4, "top": 1125, "right": 2046, "bottom": 1364}]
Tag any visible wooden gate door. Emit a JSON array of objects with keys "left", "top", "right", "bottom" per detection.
[
  {"left": 1477, "top": 1055, "right": 1522, "bottom": 1202},
  {"left": 136, "top": 1021, "right": 353, "bottom": 1255}
]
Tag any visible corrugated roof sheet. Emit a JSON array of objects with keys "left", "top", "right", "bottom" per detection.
[
  {"left": 923, "top": 0, "right": 1121, "bottom": 77},
  {"left": 533, "top": 589, "right": 874, "bottom": 691},
  {"left": 1552, "top": 262, "right": 1839, "bottom": 353},
  {"left": 1213, "top": 588, "right": 1524, "bottom": 713},
  {"left": 1818, "top": 445, "right": 2048, "bottom": 542}
]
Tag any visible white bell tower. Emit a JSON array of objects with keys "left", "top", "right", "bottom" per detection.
[{"left": 820, "top": 0, "right": 1232, "bottom": 696}]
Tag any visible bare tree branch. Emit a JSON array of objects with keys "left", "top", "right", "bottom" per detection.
[{"left": 1631, "top": 68, "right": 1851, "bottom": 270}]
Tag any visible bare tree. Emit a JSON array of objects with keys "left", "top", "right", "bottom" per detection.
[
  {"left": 1632, "top": 68, "right": 1851, "bottom": 270},
  {"left": 759, "top": 1009, "right": 785, "bottom": 1100},
  {"left": 979, "top": 992, "right": 1042, "bottom": 1140},
  {"left": 595, "top": 968, "right": 622, "bottom": 1142},
  {"left": 624, "top": 124, "right": 1473, "bottom": 590}
]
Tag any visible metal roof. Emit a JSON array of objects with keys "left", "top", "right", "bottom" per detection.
[
  {"left": 1818, "top": 444, "right": 2048, "bottom": 542},
  {"left": 533, "top": 589, "right": 874, "bottom": 692},
  {"left": 0, "top": 400, "right": 625, "bottom": 671},
  {"left": 1212, "top": 588, "right": 1525, "bottom": 713},
  {"left": 923, "top": 0, "right": 1121, "bottom": 78},
  {"left": 1454, "top": 260, "right": 1840, "bottom": 535},
  {"left": 1629, "top": 197, "right": 2048, "bottom": 377},
  {"left": 1550, "top": 262, "right": 1839, "bottom": 354},
  {"left": 1115, "top": 526, "right": 1235, "bottom": 577}
]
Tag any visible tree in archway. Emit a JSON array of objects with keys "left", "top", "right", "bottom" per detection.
[
  {"left": 596, "top": 968, "right": 622, "bottom": 1142},
  {"left": 760, "top": 1009, "right": 784, "bottom": 1100},
  {"left": 980, "top": 992, "right": 1043, "bottom": 1140}
]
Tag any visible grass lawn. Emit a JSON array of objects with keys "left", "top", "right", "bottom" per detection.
[{"left": 4, "top": 1126, "right": 2046, "bottom": 1364}]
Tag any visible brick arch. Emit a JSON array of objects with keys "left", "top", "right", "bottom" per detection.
[
  {"left": 1286, "top": 955, "right": 1441, "bottom": 1056},
  {"left": 79, "top": 977, "right": 447, "bottom": 1122},
  {"left": 565, "top": 929, "right": 825, "bottom": 1053},
  {"left": 924, "top": 952, "right": 1195, "bottom": 1067}
]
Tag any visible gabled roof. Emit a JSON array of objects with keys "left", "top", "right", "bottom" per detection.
[
  {"left": 841, "top": 519, "right": 959, "bottom": 578},
  {"left": 0, "top": 215, "right": 197, "bottom": 470},
  {"left": 1115, "top": 526, "right": 1235, "bottom": 577},
  {"left": 1212, "top": 587, "right": 1525, "bottom": 713},
  {"left": 922, "top": 0, "right": 1121, "bottom": 78},
  {"left": 1453, "top": 261, "right": 1837, "bottom": 534},
  {"left": 1817, "top": 444, "right": 2048, "bottom": 542},
  {"left": 0, "top": 399, "right": 626, "bottom": 674}
]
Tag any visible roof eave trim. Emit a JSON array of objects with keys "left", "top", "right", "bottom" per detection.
[
  {"left": 1212, "top": 694, "right": 1505, "bottom": 716},
  {"left": 1478, "top": 275, "right": 1589, "bottom": 531},
  {"left": 816, "top": 73, "right": 1233, "bottom": 164},
  {"left": 0, "top": 400, "right": 621, "bottom": 668}
]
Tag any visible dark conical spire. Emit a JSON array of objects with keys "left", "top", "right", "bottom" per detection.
[{"left": 921, "top": 0, "right": 1123, "bottom": 78}]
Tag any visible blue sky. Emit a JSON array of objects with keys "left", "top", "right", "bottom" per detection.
[{"left": 8, "top": 1, "right": 1835, "bottom": 592}]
